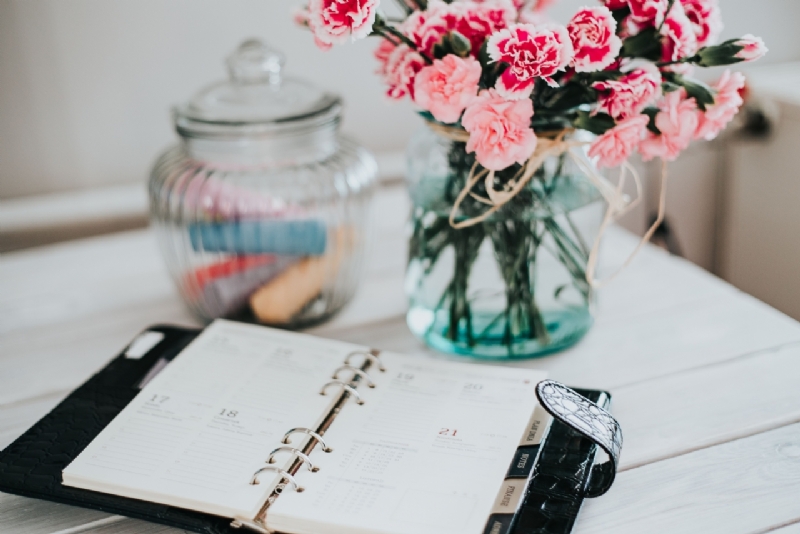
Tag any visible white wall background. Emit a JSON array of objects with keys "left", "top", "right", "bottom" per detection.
[{"left": 1, "top": 0, "right": 799, "bottom": 199}]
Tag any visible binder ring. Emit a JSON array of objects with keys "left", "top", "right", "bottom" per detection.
[
  {"left": 320, "top": 380, "right": 365, "bottom": 405},
  {"left": 282, "top": 428, "right": 333, "bottom": 452},
  {"left": 332, "top": 365, "right": 376, "bottom": 388},
  {"left": 344, "top": 351, "right": 385, "bottom": 372},
  {"left": 250, "top": 466, "right": 304, "bottom": 492},
  {"left": 268, "top": 446, "right": 320, "bottom": 472}
]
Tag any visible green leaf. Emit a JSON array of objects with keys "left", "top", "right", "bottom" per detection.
[
  {"left": 478, "top": 40, "right": 493, "bottom": 69},
  {"left": 642, "top": 107, "right": 661, "bottom": 135},
  {"left": 661, "top": 81, "right": 682, "bottom": 93},
  {"left": 611, "top": 6, "right": 632, "bottom": 29},
  {"left": 681, "top": 78, "right": 715, "bottom": 111},
  {"left": 664, "top": 73, "right": 716, "bottom": 110},
  {"left": 478, "top": 40, "right": 507, "bottom": 91},
  {"left": 573, "top": 111, "right": 616, "bottom": 135},
  {"left": 539, "top": 82, "right": 598, "bottom": 113},
  {"left": 621, "top": 27, "right": 662, "bottom": 61}
]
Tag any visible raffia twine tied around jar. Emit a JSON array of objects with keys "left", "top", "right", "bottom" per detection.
[{"left": 426, "top": 122, "right": 669, "bottom": 289}]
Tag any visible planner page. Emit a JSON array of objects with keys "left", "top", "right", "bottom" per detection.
[
  {"left": 63, "top": 320, "right": 364, "bottom": 520},
  {"left": 267, "top": 352, "right": 547, "bottom": 534}
]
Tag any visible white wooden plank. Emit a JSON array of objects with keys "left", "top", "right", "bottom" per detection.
[
  {"left": 613, "top": 342, "right": 800, "bottom": 470},
  {"left": 327, "top": 290, "right": 800, "bottom": 390},
  {"left": 771, "top": 523, "right": 800, "bottom": 534},
  {"left": 0, "top": 494, "right": 113, "bottom": 534},
  {"left": 594, "top": 236, "right": 734, "bottom": 325},
  {"left": 574, "top": 423, "right": 800, "bottom": 534}
]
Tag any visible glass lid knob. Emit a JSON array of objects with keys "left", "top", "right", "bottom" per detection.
[{"left": 226, "top": 39, "right": 285, "bottom": 85}]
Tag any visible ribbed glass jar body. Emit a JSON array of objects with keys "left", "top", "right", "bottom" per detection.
[
  {"left": 149, "top": 134, "right": 377, "bottom": 328},
  {"left": 405, "top": 125, "right": 603, "bottom": 359}
]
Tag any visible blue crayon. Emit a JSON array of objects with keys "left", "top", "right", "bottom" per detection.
[{"left": 188, "top": 219, "right": 327, "bottom": 255}]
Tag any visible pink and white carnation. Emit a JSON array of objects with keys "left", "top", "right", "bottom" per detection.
[
  {"left": 680, "top": 0, "right": 722, "bottom": 47},
  {"left": 639, "top": 89, "right": 699, "bottom": 161},
  {"left": 308, "top": 0, "right": 379, "bottom": 46},
  {"left": 407, "top": 0, "right": 514, "bottom": 58},
  {"left": 593, "top": 66, "right": 661, "bottom": 119},
  {"left": 381, "top": 45, "right": 426, "bottom": 100},
  {"left": 628, "top": 0, "right": 670, "bottom": 26},
  {"left": 414, "top": 55, "right": 482, "bottom": 124},
  {"left": 488, "top": 23, "right": 573, "bottom": 98},
  {"left": 660, "top": 1, "right": 698, "bottom": 64},
  {"left": 461, "top": 89, "right": 538, "bottom": 171},
  {"left": 589, "top": 115, "right": 650, "bottom": 168},
  {"left": 567, "top": 6, "right": 622, "bottom": 73},
  {"left": 734, "top": 34, "right": 768, "bottom": 62},
  {"left": 694, "top": 69, "right": 745, "bottom": 140}
]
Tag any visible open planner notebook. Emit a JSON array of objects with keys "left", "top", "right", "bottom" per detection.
[{"left": 61, "top": 320, "right": 551, "bottom": 534}]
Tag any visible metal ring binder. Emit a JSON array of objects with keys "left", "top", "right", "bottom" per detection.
[
  {"left": 282, "top": 428, "right": 333, "bottom": 452},
  {"left": 320, "top": 380, "right": 365, "bottom": 405},
  {"left": 344, "top": 351, "right": 385, "bottom": 372},
  {"left": 242, "top": 348, "right": 382, "bottom": 531},
  {"left": 249, "top": 466, "right": 304, "bottom": 492},
  {"left": 267, "top": 447, "right": 319, "bottom": 472},
  {"left": 332, "top": 365, "right": 376, "bottom": 388}
]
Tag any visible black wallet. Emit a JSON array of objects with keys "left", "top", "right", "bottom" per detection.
[{"left": 0, "top": 325, "right": 621, "bottom": 534}]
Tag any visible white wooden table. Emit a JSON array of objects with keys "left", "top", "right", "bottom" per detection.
[{"left": 2, "top": 184, "right": 800, "bottom": 534}]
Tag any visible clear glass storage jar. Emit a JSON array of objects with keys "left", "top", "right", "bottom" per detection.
[{"left": 149, "top": 40, "right": 377, "bottom": 328}]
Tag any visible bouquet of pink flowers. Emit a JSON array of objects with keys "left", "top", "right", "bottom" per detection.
[
  {"left": 293, "top": 0, "right": 767, "bottom": 358},
  {"left": 296, "top": 0, "right": 765, "bottom": 171}
]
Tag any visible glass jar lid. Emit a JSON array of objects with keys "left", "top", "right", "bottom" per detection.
[{"left": 174, "top": 39, "right": 342, "bottom": 139}]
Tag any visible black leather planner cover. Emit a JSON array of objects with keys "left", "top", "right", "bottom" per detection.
[{"left": 0, "top": 325, "right": 615, "bottom": 534}]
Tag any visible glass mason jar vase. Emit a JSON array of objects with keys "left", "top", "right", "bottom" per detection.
[
  {"left": 149, "top": 40, "right": 377, "bottom": 328},
  {"left": 405, "top": 124, "right": 603, "bottom": 359}
]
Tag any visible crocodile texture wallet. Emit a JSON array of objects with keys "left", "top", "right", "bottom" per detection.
[{"left": 0, "top": 325, "right": 621, "bottom": 534}]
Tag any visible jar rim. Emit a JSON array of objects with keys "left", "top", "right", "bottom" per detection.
[{"left": 174, "top": 100, "right": 342, "bottom": 140}]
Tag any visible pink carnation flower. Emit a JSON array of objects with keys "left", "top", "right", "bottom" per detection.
[
  {"left": 382, "top": 45, "right": 426, "bottom": 100},
  {"left": 660, "top": 1, "right": 698, "bottom": 64},
  {"left": 734, "top": 34, "right": 768, "bottom": 62},
  {"left": 488, "top": 23, "right": 573, "bottom": 98},
  {"left": 639, "top": 89, "right": 699, "bottom": 162},
  {"left": 308, "top": 0, "right": 379, "bottom": 46},
  {"left": 461, "top": 89, "right": 538, "bottom": 171},
  {"left": 589, "top": 115, "right": 650, "bottom": 168},
  {"left": 602, "top": 0, "right": 629, "bottom": 9},
  {"left": 628, "top": 0, "right": 670, "bottom": 26},
  {"left": 695, "top": 69, "right": 745, "bottom": 140},
  {"left": 680, "top": 0, "right": 722, "bottom": 47},
  {"left": 414, "top": 55, "right": 482, "bottom": 124},
  {"left": 567, "top": 6, "right": 622, "bottom": 73},
  {"left": 593, "top": 67, "right": 661, "bottom": 120}
]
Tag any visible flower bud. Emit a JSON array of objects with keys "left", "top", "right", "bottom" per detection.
[
  {"left": 694, "top": 35, "right": 767, "bottom": 67},
  {"left": 734, "top": 34, "right": 768, "bottom": 62}
]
